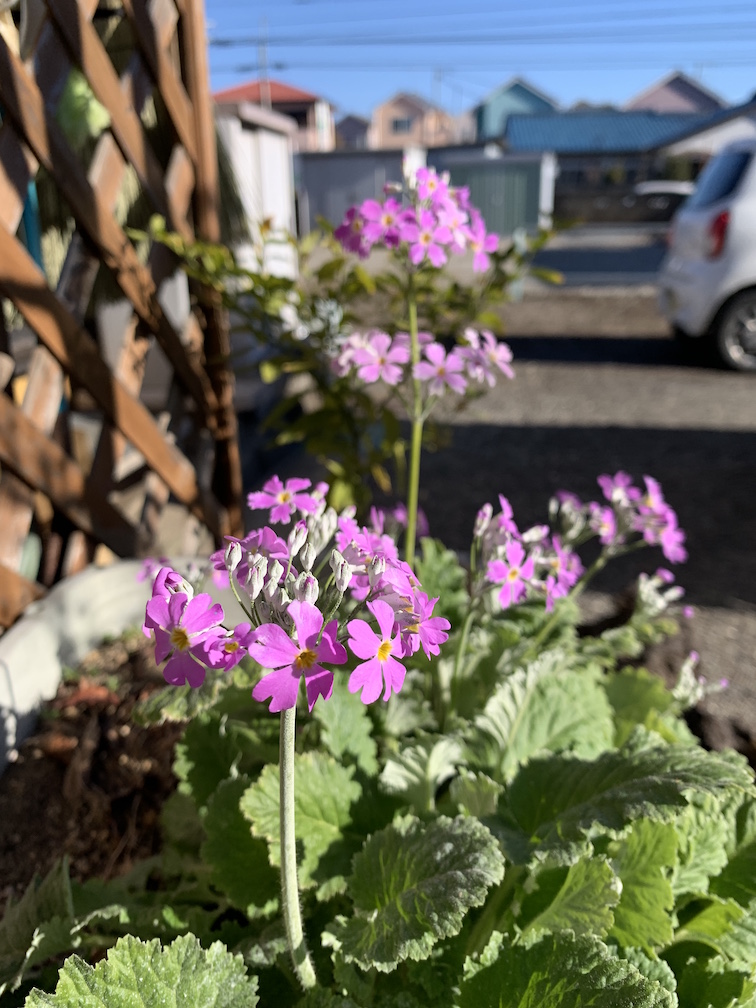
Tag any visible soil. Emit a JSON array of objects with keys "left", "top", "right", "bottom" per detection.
[{"left": 0, "top": 634, "right": 182, "bottom": 906}]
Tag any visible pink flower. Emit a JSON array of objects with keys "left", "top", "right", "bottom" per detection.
[
  {"left": 145, "top": 590, "right": 226, "bottom": 688},
  {"left": 414, "top": 342, "right": 467, "bottom": 395},
  {"left": 400, "top": 591, "right": 450, "bottom": 659},
  {"left": 487, "top": 540, "right": 535, "bottom": 609},
  {"left": 210, "top": 526, "right": 289, "bottom": 588},
  {"left": 597, "top": 471, "right": 640, "bottom": 505},
  {"left": 212, "top": 622, "right": 259, "bottom": 672},
  {"left": 462, "top": 329, "right": 514, "bottom": 386},
  {"left": 334, "top": 206, "right": 369, "bottom": 257},
  {"left": 415, "top": 166, "right": 449, "bottom": 205},
  {"left": 247, "top": 476, "right": 318, "bottom": 524},
  {"left": 351, "top": 331, "right": 410, "bottom": 386},
  {"left": 250, "top": 600, "right": 347, "bottom": 712},
  {"left": 361, "top": 197, "right": 403, "bottom": 248},
  {"left": 589, "top": 504, "right": 618, "bottom": 547},
  {"left": 391, "top": 502, "right": 429, "bottom": 538},
  {"left": 347, "top": 599, "right": 406, "bottom": 704},
  {"left": 400, "top": 209, "right": 452, "bottom": 267},
  {"left": 465, "top": 212, "right": 498, "bottom": 272}
]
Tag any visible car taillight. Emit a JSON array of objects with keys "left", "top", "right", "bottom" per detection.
[{"left": 707, "top": 210, "right": 729, "bottom": 259}]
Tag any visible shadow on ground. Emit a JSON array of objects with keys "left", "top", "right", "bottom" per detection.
[
  {"left": 416, "top": 424, "right": 756, "bottom": 609},
  {"left": 503, "top": 335, "right": 700, "bottom": 366}
]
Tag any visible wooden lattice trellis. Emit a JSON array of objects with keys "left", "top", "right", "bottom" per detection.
[{"left": 0, "top": 0, "right": 244, "bottom": 627}]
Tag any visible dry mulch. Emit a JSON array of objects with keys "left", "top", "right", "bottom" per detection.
[{"left": 0, "top": 634, "right": 183, "bottom": 906}]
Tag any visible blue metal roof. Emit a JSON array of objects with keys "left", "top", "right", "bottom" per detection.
[{"left": 505, "top": 111, "right": 708, "bottom": 153}]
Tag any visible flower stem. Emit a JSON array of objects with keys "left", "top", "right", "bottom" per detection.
[
  {"left": 279, "top": 707, "right": 317, "bottom": 990},
  {"left": 404, "top": 278, "right": 423, "bottom": 564},
  {"left": 450, "top": 605, "right": 476, "bottom": 713}
]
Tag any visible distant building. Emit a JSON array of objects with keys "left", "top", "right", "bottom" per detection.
[
  {"left": 624, "top": 71, "right": 726, "bottom": 115},
  {"left": 370, "top": 92, "right": 455, "bottom": 150},
  {"left": 213, "top": 79, "right": 335, "bottom": 152},
  {"left": 335, "top": 114, "right": 370, "bottom": 150},
  {"left": 473, "top": 77, "right": 558, "bottom": 142}
]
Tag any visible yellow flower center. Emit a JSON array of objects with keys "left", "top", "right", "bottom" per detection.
[
  {"left": 170, "top": 627, "right": 191, "bottom": 651},
  {"left": 278, "top": 490, "right": 292, "bottom": 503},
  {"left": 408, "top": 622, "right": 419, "bottom": 634},
  {"left": 377, "top": 640, "right": 393, "bottom": 661},
  {"left": 294, "top": 648, "right": 317, "bottom": 671},
  {"left": 507, "top": 567, "right": 520, "bottom": 582},
  {"left": 224, "top": 640, "right": 240, "bottom": 654}
]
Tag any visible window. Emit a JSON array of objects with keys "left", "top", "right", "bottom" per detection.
[
  {"left": 391, "top": 117, "right": 413, "bottom": 134},
  {"left": 687, "top": 151, "right": 753, "bottom": 209}
]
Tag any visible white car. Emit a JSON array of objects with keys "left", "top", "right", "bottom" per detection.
[{"left": 658, "top": 139, "right": 756, "bottom": 370}]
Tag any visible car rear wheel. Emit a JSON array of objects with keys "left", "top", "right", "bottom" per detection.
[{"left": 715, "top": 291, "right": 756, "bottom": 371}]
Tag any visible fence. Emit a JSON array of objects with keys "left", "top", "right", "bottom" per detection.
[{"left": 0, "top": 0, "right": 243, "bottom": 628}]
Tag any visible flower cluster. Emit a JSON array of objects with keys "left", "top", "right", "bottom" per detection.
[
  {"left": 335, "top": 327, "right": 514, "bottom": 397},
  {"left": 143, "top": 477, "right": 450, "bottom": 714},
  {"left": 475, "top": 495, "right": 584, "bottom": 611},
  {"left": 334, "top": 166, "right": 499, "bottom": 272},
  {"left": 553, "top": 471, "right": 687, "bottom": 565}
]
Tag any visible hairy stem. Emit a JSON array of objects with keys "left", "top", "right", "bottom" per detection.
[
  {"left": 279, "top": 707, "right": 317, "bottom": 990},
  {"left": 405, "top": 278, "right": 424, "bottom": 563}
]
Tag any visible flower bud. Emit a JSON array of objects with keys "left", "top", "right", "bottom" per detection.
[
  {"left": 245, "top": 554, "right": 268, "bottom": 600},
  {"left": 294, "top": 572, "right": 319, "bottom": 604},
  {"left": 300, "top": 542, "right": 316, "bottom": 572},
  {"left": 368, "top": 555, "right": 386, "bottom": 587},
  {"left": 330, "top": 549, "right": 351, "bottom": 593},
  {"left": 224, "top": 540, "right": 242, "bottom": 573},
  {"left": 288, "top": 521, "right": 308, "bottom": 559},
  {"left": 474, "top": 503, "right": 493, "bottom": 538},
  {"left": 267, "top": 559, "right": 284, "bottom": 585}
]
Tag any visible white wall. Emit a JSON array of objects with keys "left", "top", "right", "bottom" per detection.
[{"left": 663, "top": 112, "right": 756, "bottom": 159}]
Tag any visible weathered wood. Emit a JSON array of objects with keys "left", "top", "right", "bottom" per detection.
[
  {"left": 44, "top": 0, "right": 192, "bottom": 241},
  {"left": 0, "top": 564, "right": 44, "bottom": 628},
  {"left": 0, "top": 50, "right": 218, "bottom": 423},
  {"left": 0, "top": 124, "right": 35, "bottom": 233},
  {"left": 119, "top": 0, "right": 198, "bottom": 164},
  {"left": 0, "top": 221, "right": 207, "bottom": 512},
  {"left": 0, "top": 393, "right": 137, "bottom": 553}
]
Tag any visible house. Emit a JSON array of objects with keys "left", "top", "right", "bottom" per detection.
[
  {"left": 654, "top": 95, "right": 756, "bottom": 177},
  {"left": 473, "top": 77, "right": 558, "bottom": 142},
  {"left": 625, "top": 71, "right": 726, "bottom": 115},
  {"left": 370, "top": 92, "right": 455, "bottom": 150},
  {"left": 335, "top": 114, "right": 370, "bottom": 151},
  {"left": 213, "top": 79, "right": 335, "bottom": 152}
]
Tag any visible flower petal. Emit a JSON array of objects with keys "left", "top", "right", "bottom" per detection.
[{"left": 252, "top": 665, "right": 301, "bottom": 712}]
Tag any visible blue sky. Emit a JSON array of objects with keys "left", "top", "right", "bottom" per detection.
[{"left": 207, "top": 0, "right": 756, "bottom": 118}]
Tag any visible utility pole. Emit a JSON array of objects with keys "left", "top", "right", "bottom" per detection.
[{"left": 259, "top": 16, "right": 271, "bottom": 108}]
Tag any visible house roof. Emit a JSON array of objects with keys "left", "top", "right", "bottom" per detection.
[
  {"left": 213, "top": 79, "right": 321, "bottom": 106},
  {"left": 505, "top": 110, "right": 708, "bottom": 153},
  {"left": 624, "top": 71, "right": 726, "bottom": 114},
  {"left": 474, "top": 76, "right": 558, "bottom": 112},
  {"left": 650, "top": 97, "right": 756, "bottom": 148},
  {"left": 377, "top": 92, "right": 443, "bottom": 115}
]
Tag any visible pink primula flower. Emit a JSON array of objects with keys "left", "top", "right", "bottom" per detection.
[
  {"left": 250, "top": 600, "right": 347, "bottom": 712},
  {"left": 465, "top": 212, "right": 498, "bottom": 272},
  {"left": 347, "top": 599, "right": 406, "bottom": 704},
  {"left": 400, "top": 591, "right": 450, "bottom": 659},
  {"left": 361, "top": 197, "right": 403, "bottom": 247},
  {"left": 351, "top": 331, "right": 410, "bottom": 386},
  {"left": 487, "top": 540, "right": 535, "bottom": 609},
  {"left": 400, "top": 208, "right": 452, "bottom": 267},
  {"left": 414, "top": 342, "right": 467, "bottom": 395},
  {"left": 214, "top": 622, "right": 259, "bottom": 671},
  {"left": 415, "top": 166, "right": 449, "bottom": 205},
  {"left": 145, "top": 590, "right": 226, "bottom": 688},
  {"left": 247, "top": 476, "right": 318, "bottom": 524},
  {"left": 210, "top": 526, "right": 289, "bottom": 588}
]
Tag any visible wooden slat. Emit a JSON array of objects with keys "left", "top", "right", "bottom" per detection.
[
  {"left": 0, "top": 563, "right": 44, "bottom": 629},
  {"left": 44, "top": 0, "right": 192, "bottom": 241},
  {"left": 119, "top": 0, "right": 198, "bottom": 164},
  {"left": 181, "top": 0, "right": 243, "bottom": 536},
  {"left": 0, "top": 124, "right": 36, "bottom": 233},
  {"left": 0, "top": 49, "right": 218, "bottom": 425},
  {"left": 0, "top": 221, "right": 209, "bottom": 515},
  {"left": 0, "top": 393, "right": 136, "bottom": 554}
]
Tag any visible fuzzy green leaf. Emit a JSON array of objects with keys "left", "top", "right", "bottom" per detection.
[
  {"left": 496, "top": 741, "right": 754, "bottom": 866},
  {"left": 673, "top": 794, "right": 737, "bottom": 898},
  {"left": 468, "top": 657, "right": 614, "bottom": 781},
  {"left": 201, "top": 777, "right": 278, "bottom": 917},
  {"left": 326, "top": 814, "right": 504, "bottom": 971},
  {"left": 673, "top": 896, "right": 746, "bottom": 955},
  {"left": 602, "top": 666, "right": 674, "bottom": 747},
  {"left": 313, "top": 678, "right": 378, "bottom": 775},
  {"left": 672, "top": 954, "right": 756, "bottom": 1008},
  {"left": 712, "top": 840, "right": 756, "bottom": 906},
  {"left": 609, "top": 819, "right": 677, "bottom": 951},
  {"left": 458, "top": 933, "right": 675, "bottom": 1008},
  {"left": 380, "top": 737, "right": 465, "bottom": 814},
  {"left": 24, "top": 933, "right": 257, "bottom": 1007},
  {"left": 240, "top": 751, "right": 361, "bottom": 893},
  {"left": 449, "top": 771, "right": 502, "bottom": 817},
  {"left": 173, "top": 715, "right": 241, "bottom": 809},
  {"left": 133, "top": 677, "right": 229, "bottom": 725},
  {"left": 521, "top": 856, "right": 620, "bottom": 939}
]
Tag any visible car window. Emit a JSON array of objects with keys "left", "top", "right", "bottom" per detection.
[{"left": 687, "top": 151, "right": 753, "bottom": 208}]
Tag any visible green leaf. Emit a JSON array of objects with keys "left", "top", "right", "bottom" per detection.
[
  {"left": 380, "top": 737, "right": 465, "bottom": 814},
  {"left": 24, "top": 933, "right": 258, "bottom": 1007},
  {"left": 201, "top": 777, "right": 279, "bottom": 918},
  {"left": 326, "top": 814, "right": 504, "bottom": 972},
  {"left": 495, "top": 741, "right": 754, "bottom": 866},
  {"left": 449, "top": 772, "right": 502, "bottom": 817},
  {"left": 672, "top": 794, "right": 736, "bottom": 898},
  {"left": 413, "top": 539, "right": 469, "bottom": 626},
  {"left": 458, "top": 933, "right": 675, "bottom": 1008},
  {"left": 173, "top": 715, "right": 240, "bottom": 809},
  {"left": 673, "top": 896, "right": 746, "bottom": 954},
  {"left": 603, "top": 667, "right": 674, "bottom": 747},
  {"left": 134, "top": 677, "right": 230, "bottom": 725},
  {"left": 313, "top": 678, "right": 378, "bottom": 775},
  {"left": 240, "top": 752, "right": 361, "bottom": 893},
  {"left": 0, "top": 860, "right": 73, "bottom": 991},
  {"left": 620, "top": 947, "right": 677, "bottom": 993},
  {"left": 468, "top": 656, "right": 615, "bottom": 781},
  {"left": 712, "top": 840, "right": 756, "bottom": 906},
  {"left": 609, "top": 819, "right": 677, "bottom": 951},
  {"left": 521, "top": 856, "right": 620, "bottom": 939},
  {"left": 672, "top": 954, "right": 756, "bottom": 1008}
]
